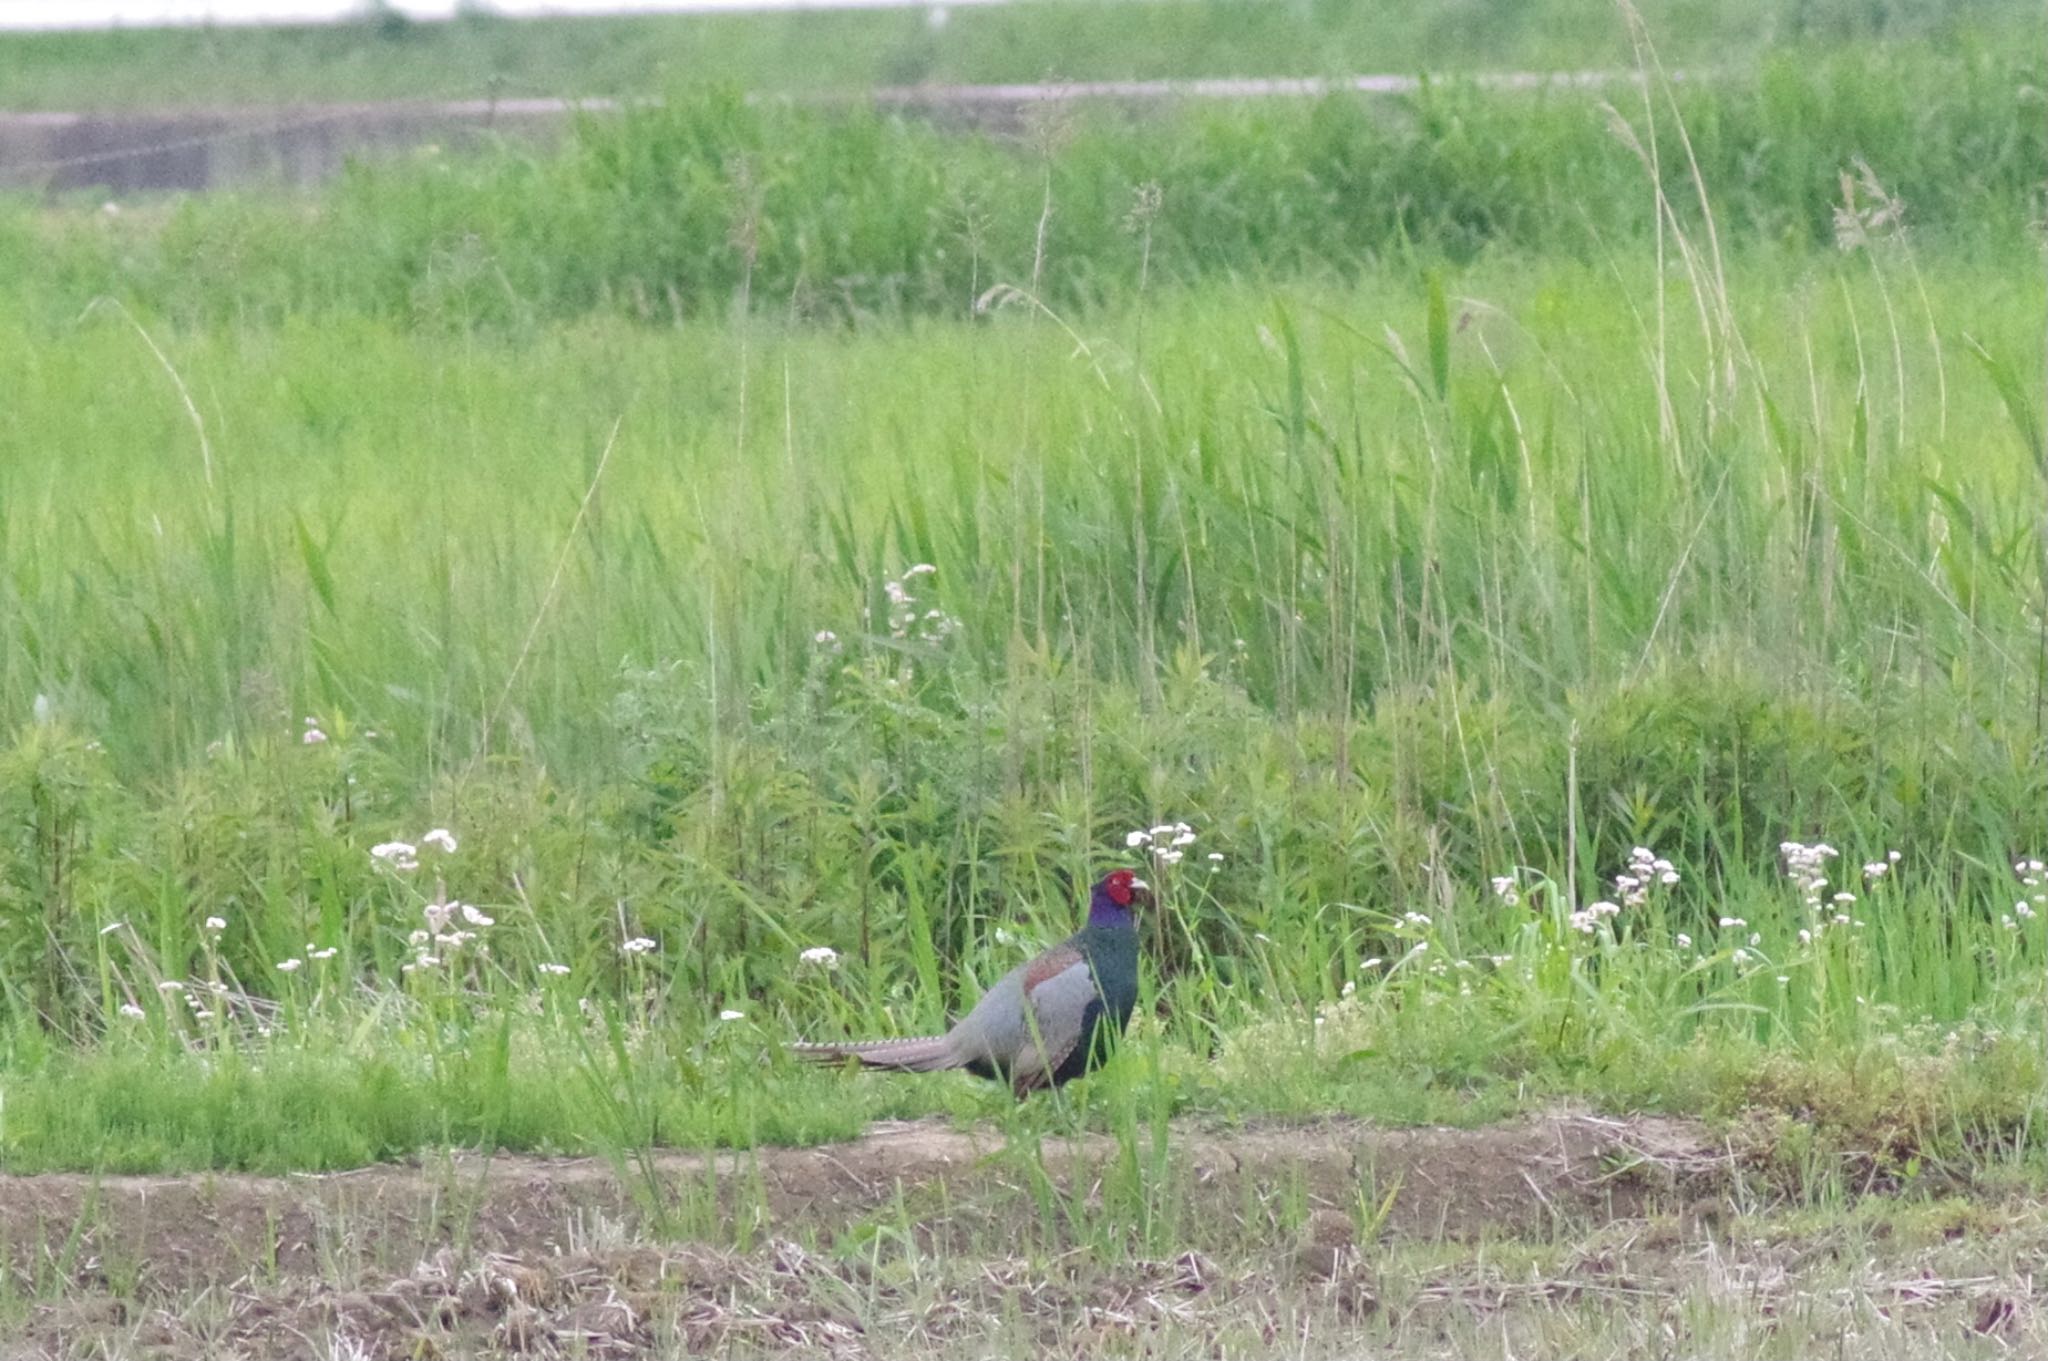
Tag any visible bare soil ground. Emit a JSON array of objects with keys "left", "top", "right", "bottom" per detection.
[{"left": 1, "top": 1110, "right": 2039, "bottom": 1359}]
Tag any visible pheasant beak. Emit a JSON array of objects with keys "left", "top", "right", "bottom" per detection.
[{"left": 1130, "top": 877, "right": 1150, "bottom": 892}]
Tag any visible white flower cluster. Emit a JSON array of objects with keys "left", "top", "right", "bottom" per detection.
[
  {"left": 2004, "top": 857, "right": 2047, "bottom": 931},
  {"left": 1615, "top": 845, "right": 1680, "bottom": 907},
  {"left": 370, "top": 827, "right": 459, "bottom": 875},
  {"left": 1782, "top": 840, "right": 1865, "bottom": 936},
  {"left": 149, "top": 976, "right": 237, "bottom": 1023},
  {"left": 302, "top": 715, "right": 328, "bottom": 745},
  {"left": 404, "top": 898, "right": 494, "bottom": 973},
  {"left": 798, "top": 945, "right": 840, "bottom": 970},
  {"left": 1489, "top": 874, "right": 1520, "bottom": 907},
  {"left": 878, "top": 563, "right": 957, "bottom": 644},
  {"left": 1569, "top": 900, "right": 1621, "bottom": 935},
  {"left": 1565, "top": 846, "right": 1678, "bottom": 935},
  {"left": 1126, "top": 821, "right": 1206, "bottom": 867}
]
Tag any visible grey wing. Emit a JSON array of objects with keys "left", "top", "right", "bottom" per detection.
[
  {"left": 943, "top": 965, "right": 1033, "bottom": 1073},
  {"left": 1007, "top": 957, "right": 1100, "bottom": 1090}
]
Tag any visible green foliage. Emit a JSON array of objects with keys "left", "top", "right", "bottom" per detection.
[{"left": 6, "top": 46, "right": 2042, "bottom": 327}]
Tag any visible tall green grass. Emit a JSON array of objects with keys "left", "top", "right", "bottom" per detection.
[{"left": 3, "top": 240, "right": 2044, "bottom": 1116}]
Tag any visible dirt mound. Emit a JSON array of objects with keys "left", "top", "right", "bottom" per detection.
[
  {"left": 0, "top": 1112, "right": 1717, "bottom": 1290},
  {"left": 0, "top": 1111, "right": 1727, "bottom": 1358}
]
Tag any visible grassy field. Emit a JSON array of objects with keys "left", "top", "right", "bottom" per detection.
[
  {"left": 0, "top": 10, "right": 2046, "bottom": 1355},
  {"left": 0, "top": 0, "right": 2035, "bottom": 110}
]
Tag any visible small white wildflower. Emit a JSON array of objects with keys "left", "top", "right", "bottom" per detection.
[
  {"left": 538, "top": 962, "right": 571, "bottom": 976},
  {"left": 1402, "top": 911, "right": 1432, "bottom": 926},
  {"left": 1360, "top": 957, "right": 1384, "bottom": 970},
  {"left": 204, "top": 916, "right": 226, "bottom": 932},
  {"left": 1798, "top": 929, "right": 1812, "bottom": 945},
  {"left": 1718, "top": 916, "right": 1746, "bottom": 928},
  {"left": 2017, "top": 902, "right": 2036, "bottom": 921},
  {"left": 799, "top": 945, "right": 840, "bottom": 969},
  {"left": 1126, "top": 830, "right": 1151, "bottom": 848},
  {"left": 118, "top": 1003, "right": 145, "bottom": 1020},
  {"left": 814, "top": 629, "right": 839, "bottom": 646},
  {"left": 1833, "top": 913, "right": 1851, "bottom": 925},
  {"left": 1675, "top": 932, "right": 1693, "bottom": 948},
  {"left": 1207, "top": 852, "right": 1224, "bottom": 862},
  {"left": 905, "top": 563, "right": 937, "bottom": 577},
  {"left": 309, "top": 946, "right": 338, "bottom": 960},
  {"left": 2003, "top": 915, "right": 2019, "bottom": 931},
  {"left": 371, "top": 841, "right": 419, "bottom": 870},
  {"left": 421, "top": 828, "right": 458, "bottom": 854},
  {"left": 1748, "top": 932, "right": 1762, "bottom": 947},
  {"left": 276, "top": 958, "right": 303, "bottom": 973},
  {"left": 1832, "top": 892, "right": 1855, "bottom": 904},
  {"left": 1887, "top": 850, "right": 1901, "bottom": 862},
  {"left": 1659, "top": 871, "right": 1680, "bottom": 885},
  {"left": 459, "top": 903, "right": 494, "bottom": 927},
  {"left": 1733, "top": 948, "right": 1750, "bottom": 964},
  {"left": 302, "top": 728, "right": 328, "bottom": 745},
  {"left": 157, "top": 980, "right": 184, "bottom": 993},
  {"left": 883, "top": 579, "right": 911, "bottom": 605},
  {"left": 1171, "top": 831, "right": 1198, "bottom": 847},
  {"left": 1341, "top": 979, "right": 1357, "bottom": 997},
  {"left": 1155, "top": 848, "right": 1184, "bottom": 865},
  {"left": 621, "top": 937, "right": 658, "bottom": 955},
  {"left": 1776, "top": 975, "right": 1790, "bottom": 985},
  {"left": 1490, "top": 875, "right": 1517, "bottom": 897},
  {"left": 408, "top": 929, "right": 431, "bottom": 946},
  {"left": 1863, "top": 862, "right": 1890, "bottom": 880},
  {"left": 719, "top": 1009, "right": 745, "bottom": 1022}
]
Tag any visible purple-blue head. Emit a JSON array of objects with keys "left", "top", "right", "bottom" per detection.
[{"left": 1087, "top": 869, "right": 1151, "bottom": 929}]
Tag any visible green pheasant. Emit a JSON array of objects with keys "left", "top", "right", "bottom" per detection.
[{"left": 791, "top": 869, "right": 1148, "bottom": 1097}]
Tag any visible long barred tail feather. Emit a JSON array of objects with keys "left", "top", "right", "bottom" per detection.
[{"left": 787, "top": 1036, "right": 958, "bottom": 1073}]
